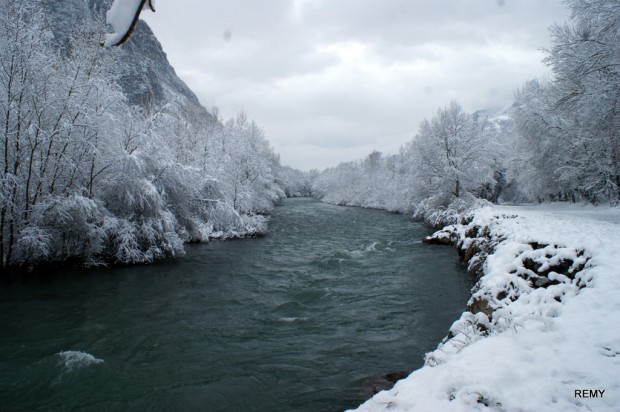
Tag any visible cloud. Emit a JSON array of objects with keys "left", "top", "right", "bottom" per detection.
[{"left": 143, "top": 0, "right": 568, "bottom": 171}]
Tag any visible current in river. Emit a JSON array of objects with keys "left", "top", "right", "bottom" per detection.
[{"left": 0, "top": 198, "right": 470, "bottom": 411}]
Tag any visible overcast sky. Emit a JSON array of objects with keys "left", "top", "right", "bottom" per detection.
[{"left": 143, "top": 0, "right": 569, "bottom": 171}]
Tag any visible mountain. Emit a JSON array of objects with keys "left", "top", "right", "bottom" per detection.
[
  {"left": 473, "top": 106, "right": 515, "bottom": 136},
  {"left": 41, "top": 0, "right": 211, "bottom": 118}
]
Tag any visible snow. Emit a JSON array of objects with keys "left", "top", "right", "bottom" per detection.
[
  {"left": 104, "top": 0, "right": 154, "bottom": 47},
  {"left": 352, "top": 203, "right": 620, "bottom": 412}
]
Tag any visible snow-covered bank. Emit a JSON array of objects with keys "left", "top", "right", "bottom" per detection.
[
  {"left": 353, "top": 203, "right": 620, "bottom": 412},
  {"left": 200, "top": 212, "right": 270, "bottom": 240}
]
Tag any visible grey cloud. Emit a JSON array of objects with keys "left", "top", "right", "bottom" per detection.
[
  {"left": 297, "top": 0, "right": 565, "bottom": 46},
  {"left": 144, "top": 0, "right": 568, "bottom": 171},
  {"left": 189, "top": 40, "right": 339, "bottom": 83}
]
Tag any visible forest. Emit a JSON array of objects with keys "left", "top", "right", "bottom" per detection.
[
  {"left": 313, "top": 0, "right": 619, "bottom": 222},
  {"left": 0, "top": 0, "right": 309, "bottom": 269}
]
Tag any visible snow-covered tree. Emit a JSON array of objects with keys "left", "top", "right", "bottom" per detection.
[
  {"left": 0, "top": 1, "right": 54, "bottom": 267},
  {"left": 511, "top": 0, "right": 620, "bottom": 203},
  {"left": 312, "top": 150, "right": 415, "bottom": 213},
  {"left": 276, "top": 166, "right": 312, "bottom": 198},
  {"left": 544, "top": 0, "right": 620, "bottom": 201},
  {"left": 1, "top": 0, "right": 295, "bottom": 270},
  {"left": 409, "top": 101, "right": 493, "bottom": 204}
]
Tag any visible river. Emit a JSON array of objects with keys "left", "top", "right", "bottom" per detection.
[{"left": 0, "top": 198, "right": 470, "bottom": 411}]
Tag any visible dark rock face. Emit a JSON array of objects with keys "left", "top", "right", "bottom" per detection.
[{"left": 40, "top": 0, "right": 212, "bottom": 119}]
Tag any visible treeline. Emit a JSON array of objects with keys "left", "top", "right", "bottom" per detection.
[
  {"left": 0, "top": 1, "right": 305, "bottom": 269},
  {"left": 313, "top": 0, "right": 619, "bottom": 219}
]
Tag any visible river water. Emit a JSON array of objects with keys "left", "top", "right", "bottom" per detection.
[{"left": 0, "top": 198, "right": 470, "bottom": 411}]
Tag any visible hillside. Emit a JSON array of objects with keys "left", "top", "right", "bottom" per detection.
[{"left": 41, "top": 0, "right": 208, "bottom": 115}]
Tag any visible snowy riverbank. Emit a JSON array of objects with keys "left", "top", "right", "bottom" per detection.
[{"left": 353, "top": 203, "right": 620, "bottom": 412}]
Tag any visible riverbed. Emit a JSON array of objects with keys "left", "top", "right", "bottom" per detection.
[{"left": 0, "top": 198, "right": 470, "bottom": 411}]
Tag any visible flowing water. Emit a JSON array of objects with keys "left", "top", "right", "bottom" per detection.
[{"left": 0, "top": 198, "right": 470, "bottom": 411}]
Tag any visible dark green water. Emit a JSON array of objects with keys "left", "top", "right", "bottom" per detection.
[{"left": 0, "top": 198, "right": 470, "bottom": 412}]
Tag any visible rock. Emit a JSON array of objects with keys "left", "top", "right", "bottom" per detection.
[
  {"left": 465, "top": 225, "right": 480, "bottom": 238},
  {"left": 361, "top": 370, "right": 410, "bottom": 398},
  {"left": 534, "top": 277, "right": 552, "bottom": 287},
  {"left": 547, "top": 259, "right": 576, "bottom": 278},
  {"left": 529, "top": 242, "right": 548, "bottom": 250},
  {"left": 422, "top": 232, "right": 453, "bottom": 245},
  {"left": 456, "top": 239, "right": 465, "bottom": 257},
  {"left": 467, "top": 298, "right": 493, "bottom": 317},
  {"left": 522, "top": 257, "right": 539, "bottom": 273},
  {"left": 462, "top": 242, "right": 478, "bottom": 263},
  {"left": 468, "top": 253, "right": 486, "bottom": 278}
]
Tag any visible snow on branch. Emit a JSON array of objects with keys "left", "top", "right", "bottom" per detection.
[{"left": 104, "top": 0, "right": 156, "bottom": 47}]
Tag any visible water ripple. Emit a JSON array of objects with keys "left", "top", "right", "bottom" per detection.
[{"left": 0, "top": 198, "right": 470, "bottom": 412}]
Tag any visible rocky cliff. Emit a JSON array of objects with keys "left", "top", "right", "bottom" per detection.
[{"left": 41, "top": 0, "right": 211, "bottom": 118}]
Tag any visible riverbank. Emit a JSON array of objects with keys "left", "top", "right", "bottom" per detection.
[{"left": 352, "top": 202, "right": 620, "bottom": 411}]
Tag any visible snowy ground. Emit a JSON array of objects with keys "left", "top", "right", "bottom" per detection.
[{"left": 352, "top": 203, "right": 620, "bottom": 412}]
